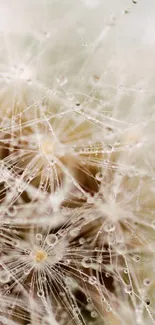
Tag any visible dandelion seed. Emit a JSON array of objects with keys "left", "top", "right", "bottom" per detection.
[
  {"left": 143, "top": 278, "right": 151, "bottom": 286},
  {"left": 124, "top": 285, "right": 132, "bottom": 294}
]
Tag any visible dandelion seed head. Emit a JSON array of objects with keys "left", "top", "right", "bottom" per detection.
[
  {"left": 35, "top": 250, "right": 47, "bottom": 263},
  {"left": 0, "top": 0, "right": 155, "bottom": 324}
]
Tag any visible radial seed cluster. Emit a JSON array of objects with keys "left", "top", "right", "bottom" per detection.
[{"left": 0, "top": 1, "right": 155, "bottom": 325}]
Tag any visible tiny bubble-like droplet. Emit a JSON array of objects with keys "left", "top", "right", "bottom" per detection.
[
  {"left": 46, "top": 234, "right": 58, "bottom": 246},
  {"left": 82, "top": 257, "right": 92, "bottom": 268}
]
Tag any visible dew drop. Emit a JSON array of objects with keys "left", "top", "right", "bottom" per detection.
[
  {"left": 95, "top": 172, "right": 103, "bottom": 181},
  {"left": 124, "top": 285, "right": 132, "bottom": 294},
  {"left": 0, "top": 270, "right": 10, "bottom": 283},
  {"left": 91, "top": 311, "right": 98, "bottom": 318},
  {"left": 36, "top": 233, "right": 42, "bottom": 241},
  {"left": 105, "top": 272, "right": 110, "bottom": 278},
  {"left": 123, "top": 268, "right": 128, "bottom": 274},
  {"left": 37, "top": 289, "right": 44, "bottom": 297},
  {"left": 82, "top": 257, "right": 92, "bottom": 268},
  {"left": 12, "top": 268, "right": 17, "bottom": 275},
  {"left": 17, "top": 185, "right": 25, "bottom": 193},
  {"left": 24, "top": 248, "right": 31, "bottom": 255},
  {"left": 64, "top": 259, "right": 70, "bottom": 265},
  {"left": 106, "top": 305, "right": 112, "bottom": 312},
  {"left": 143, "top": 278, "right": 151, "bottom": 286},
  {"left": 133, "top": 254, "right": 140, "bottom": 262},
  {"left": 46, "top": 234, "right": 58, "bottom": 246},
  {"left": 79, "top": 237, "right": 85, "bottom": 245},
  {"left": 89, "top": 276, "right": 97, "bottom": 285},
  {"left": 145, "top": 298, "right": 151, "bottom": 306},
  {"left": 7, "top": 206, "right": 17, "bottom": 217},
  {"left": 69, "top": 228, "right": 79, "bottom": 238},
  {"left": 86, "top": 303, "right": 93, "bottom": 311},
  {"left": 24, "top": 267, "right": 30, "bottom": 275},
  {"left": 41, "top": 276, "right": 46, "bottom": 283}
]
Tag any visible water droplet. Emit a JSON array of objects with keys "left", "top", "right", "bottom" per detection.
[
  {"left": 91, "top": 311, "right": 98, "bottom": 318},
  {"left": 86, "top": 303, "right": 93, "bottom": 312},
  {"left": 145, "top": 298, "right": 151, "bottom": 306},
  {"left": 36, "top": 233, "right": 42, "bottom": 241},
  {"left": 7, "top": 206, "right": 17, "bottom": 217},
  {"left": 12, "top": 268, "right": 17, "bottom": 275},
  {"left": 41, "top": 276, "right": 46, "bottom": 283},
  {"left": 123, "top": 9, "right": 130, "bottom": 14},
  {"left": 64, "top": 259, "right": 70, "bottom": 265},
  {"left": 24, "top": 248, "right": 31, "bottom": 255},
  {"left": 50, "top": 160, "right": 55, "bottom": 166},
  {"left": 95, "top": 172, "right": 103, "bottom": 182},
  {"left": 89, "top": 276, "right": 97, "bottom": 285},
  {"left": 37, "top": 289, "right": 44, "bottom": 297},
  {"left": 0, "top": 269, "right": 10, "bottom": 283},
  {"left": 106, "top": 305, "right": 112, "bottom": 312},
  {"left": 46, "top": 234, "right": 58, "bottom": 246},
  {"left": 69, "top": 228, "right": 79, "bottom": 238},
  {"left": 133, "top": 254, "right": 140, "bottom": 262},
  {"left": 17, "top": 186, "right": 25, "bottom": 193},
  {"left": 82, "top": 257, "right": 92, "bottom": 268},
  {"left": 101, "top": 297, "right": 105, "bottom": 302},
  {"left": 79, "top": 237, "right": 85, "bottom": 245},
  {"left": 105, "top": 272, "right": 110, "bottom": 278},
  {"left": 124, "top": 285, "right": 132, "bottom": 294},
  {"left": 24, "top": 267, "right": 30, "bottom": 275},
  {"left": 143, "top": 278, "right": 151, "bottom": 286},
  {"left": 123, "top": 268, "right": 128, "bottom": 274}
]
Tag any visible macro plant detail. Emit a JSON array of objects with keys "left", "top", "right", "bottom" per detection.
[{"left": 0, "top": 0, "right": 155, "bottom": 324}]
